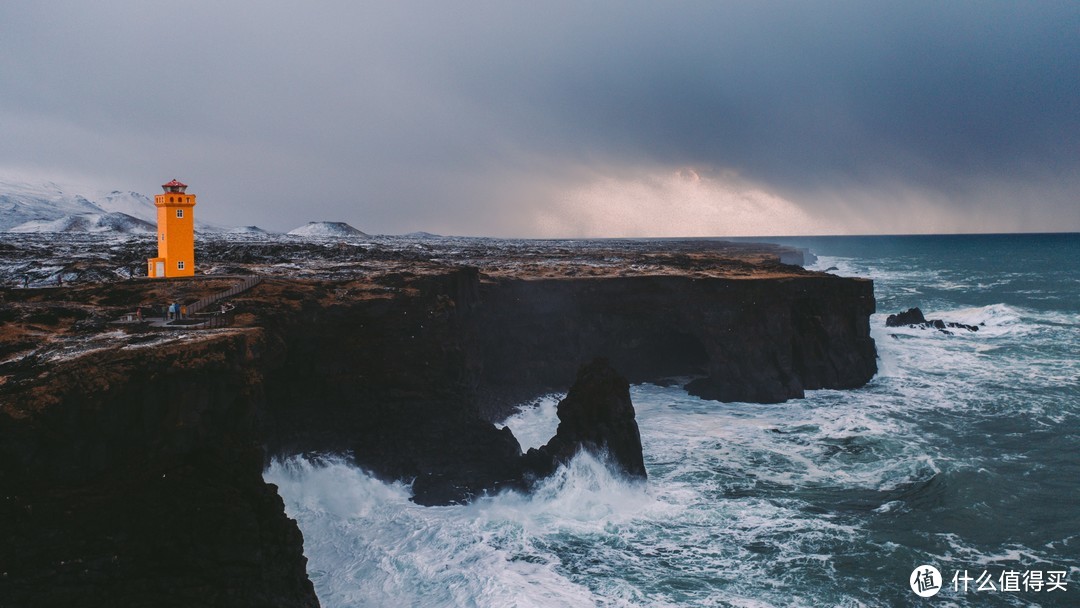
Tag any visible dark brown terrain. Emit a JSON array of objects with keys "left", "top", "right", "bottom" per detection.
[{"left": 0, "top": 234, "right": 875, "bottom": 607}]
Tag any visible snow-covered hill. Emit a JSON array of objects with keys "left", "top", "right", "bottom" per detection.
[
  {"left": 287, "top": 221, "right": 369, "bottom": 238},
  {"left": 228, "top": 225, "right": 270, "bottom": 234},
  {"left": 0, "top": 179, "right": 158, "bottom": 233},
  {"left": 0, "top": 179, "right": 235, "bottom": 234},
  {"left": 8, "top": 212, "right": 154, "bottom": 234},
  {"left": 95, "top": 190, "right": 158, "bottom": 222}
]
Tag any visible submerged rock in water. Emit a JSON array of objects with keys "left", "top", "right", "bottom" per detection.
[
  {"left": 886, "top": 307, "right": 979, "bottom": 333},
  {"left": 522, "top": 358, "right": 647, "bottom": 482}
]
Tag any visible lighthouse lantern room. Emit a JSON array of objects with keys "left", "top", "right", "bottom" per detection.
[{"left": 147, "top": 179, "right": 197, "bottom": 278}]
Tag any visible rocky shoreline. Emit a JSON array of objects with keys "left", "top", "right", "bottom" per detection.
[{"left": 0, "top": 236, "right": 875, "bottom": 606}]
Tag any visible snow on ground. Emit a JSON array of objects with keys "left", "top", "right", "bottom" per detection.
[{"left": 0, "top": 230, "right": 808, "bottom": 289}]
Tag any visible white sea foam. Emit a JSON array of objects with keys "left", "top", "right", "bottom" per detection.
[
  {"left": 498, "top": 394, "right": 561, "bottom": 450},
  {"left": 267, "top": 456, "right": 604, "bottom": 607},
  {"left": 936, "top": 303, "right": 1022, "bottom": 335},
  {"left": 934, "top": 532, "right": 1059, "bottom": 569},
  {"left": 269, "top": 374, "right": 932, "bottom": 607},
  {"left": 806, "top": 256, "right": 862, "bottom": 278},
  {"left": 267, "top": 417, "right": 881, "bottom": 607}
]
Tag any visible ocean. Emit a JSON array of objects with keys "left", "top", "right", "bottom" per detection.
[{"left": 265, "top": 233, "right": 1079, "bottom": 607}]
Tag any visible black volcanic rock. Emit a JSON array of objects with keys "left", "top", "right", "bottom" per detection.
[
  {"left": 522, "top": 358, "right": 646, "bottom": 481},
  {"left": 412, "top": 359, "right": 648, "bottom": 505},
  {"left": 886, "top": 307, "right": 979, "bottom": 333},
  {"left": 685, "top": 374, "right": 796, "bottom": 404},
  {"left": 471, "top": 275, "right": 876, "bottom": 414},
  {"left": 886, "top": 307, "right": 928, "bottom": 327},
  {"left": 408, "top": 419, "right": 525, "bottom": 506},
  {"left": 0, "top": 332, "right": 319, "bottom": 608}
]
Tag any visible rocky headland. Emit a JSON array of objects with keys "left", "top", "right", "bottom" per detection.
[{"left": 0, "top": 235, "right": 876, "bottom": 606}]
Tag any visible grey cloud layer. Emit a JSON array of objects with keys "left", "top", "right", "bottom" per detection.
[{"left": 1, "top": 1, "right": 1076, "bottom": 234}]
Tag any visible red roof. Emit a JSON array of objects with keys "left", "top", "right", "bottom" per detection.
[{"left": 162, "top": 179, "right": 187, "bottom": 188}]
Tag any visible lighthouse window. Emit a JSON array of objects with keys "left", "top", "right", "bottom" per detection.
[
  {"left": 176, "top": 209, "right": 184, "bottom": 218},
  {"left": 177, "top": 261, "right": 185, "bottom": 270}
]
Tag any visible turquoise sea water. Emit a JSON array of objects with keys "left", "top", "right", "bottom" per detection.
[{"left": 267, "top": 233, "right": 1079, "bottom": 607}]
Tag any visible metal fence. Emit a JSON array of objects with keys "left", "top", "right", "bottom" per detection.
[
  {"left": 191, "top": 309, "right": 235, "bottom": 328},
  {"left": 117, "top": 275, "right": 262, "bottom": 330}
]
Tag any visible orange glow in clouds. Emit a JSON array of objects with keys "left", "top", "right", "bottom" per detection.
[{"left": 534, "top": 168, "right": 826, "bottom": 238}]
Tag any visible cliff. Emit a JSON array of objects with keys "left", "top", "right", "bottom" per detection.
[
  {"left": 0, "top": 238, "right": 876, "bottom": 605},
  {"left": 467, "top": 272, "right": 876, "bottom": 416},
  {"left": 253, "top": 268, "right": 874, "bottom": 485},
  {"left": 0, "top": 330, "right": 318, "bottom": 608}
]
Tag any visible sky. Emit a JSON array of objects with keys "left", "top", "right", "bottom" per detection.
[{"left": 1, "top": 1, "right": 1077, "bottom": 237}]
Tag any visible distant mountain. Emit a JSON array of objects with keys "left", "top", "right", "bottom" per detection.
[
  {"left": 8, "top": 212, "right": 154, "bottom": 234},
  {"left": 287, "top": 221, "right": 369, "bottom": 238},
  {"left": 0, "top": 179, "right": 231, "bottom": 234},
  {"left": 0, "top": 179, "right": 155, "bottom": 234},
  {"left": 402, "top": 231, "right": 444, "bottom": 239},
  {"left": 95, "top": 190, "right": 158, "bottom": 222},
  {"left": 227, "top": 225, "right": 270, "bottom": 234}
]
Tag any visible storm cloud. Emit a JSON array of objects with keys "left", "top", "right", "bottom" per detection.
[{"left": 1, "top": 1, "right": 1077, "bottom": 235}]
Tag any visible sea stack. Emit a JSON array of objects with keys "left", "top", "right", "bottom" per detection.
[{"left": 522, "top": 358, "right": 647, "bottom": 482}]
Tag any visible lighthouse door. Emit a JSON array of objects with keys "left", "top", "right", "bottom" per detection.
[{"left": 155, "top": 261, "right": 165, "bottom": 277}]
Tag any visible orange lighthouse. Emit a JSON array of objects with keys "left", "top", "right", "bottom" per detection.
[{"left": 147, "top": 179, "right": 196, "bottom": 278}]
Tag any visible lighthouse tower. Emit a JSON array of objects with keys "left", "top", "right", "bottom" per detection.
[{"left": 147, "top": 179, "right": 196, "bottom": 278}]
